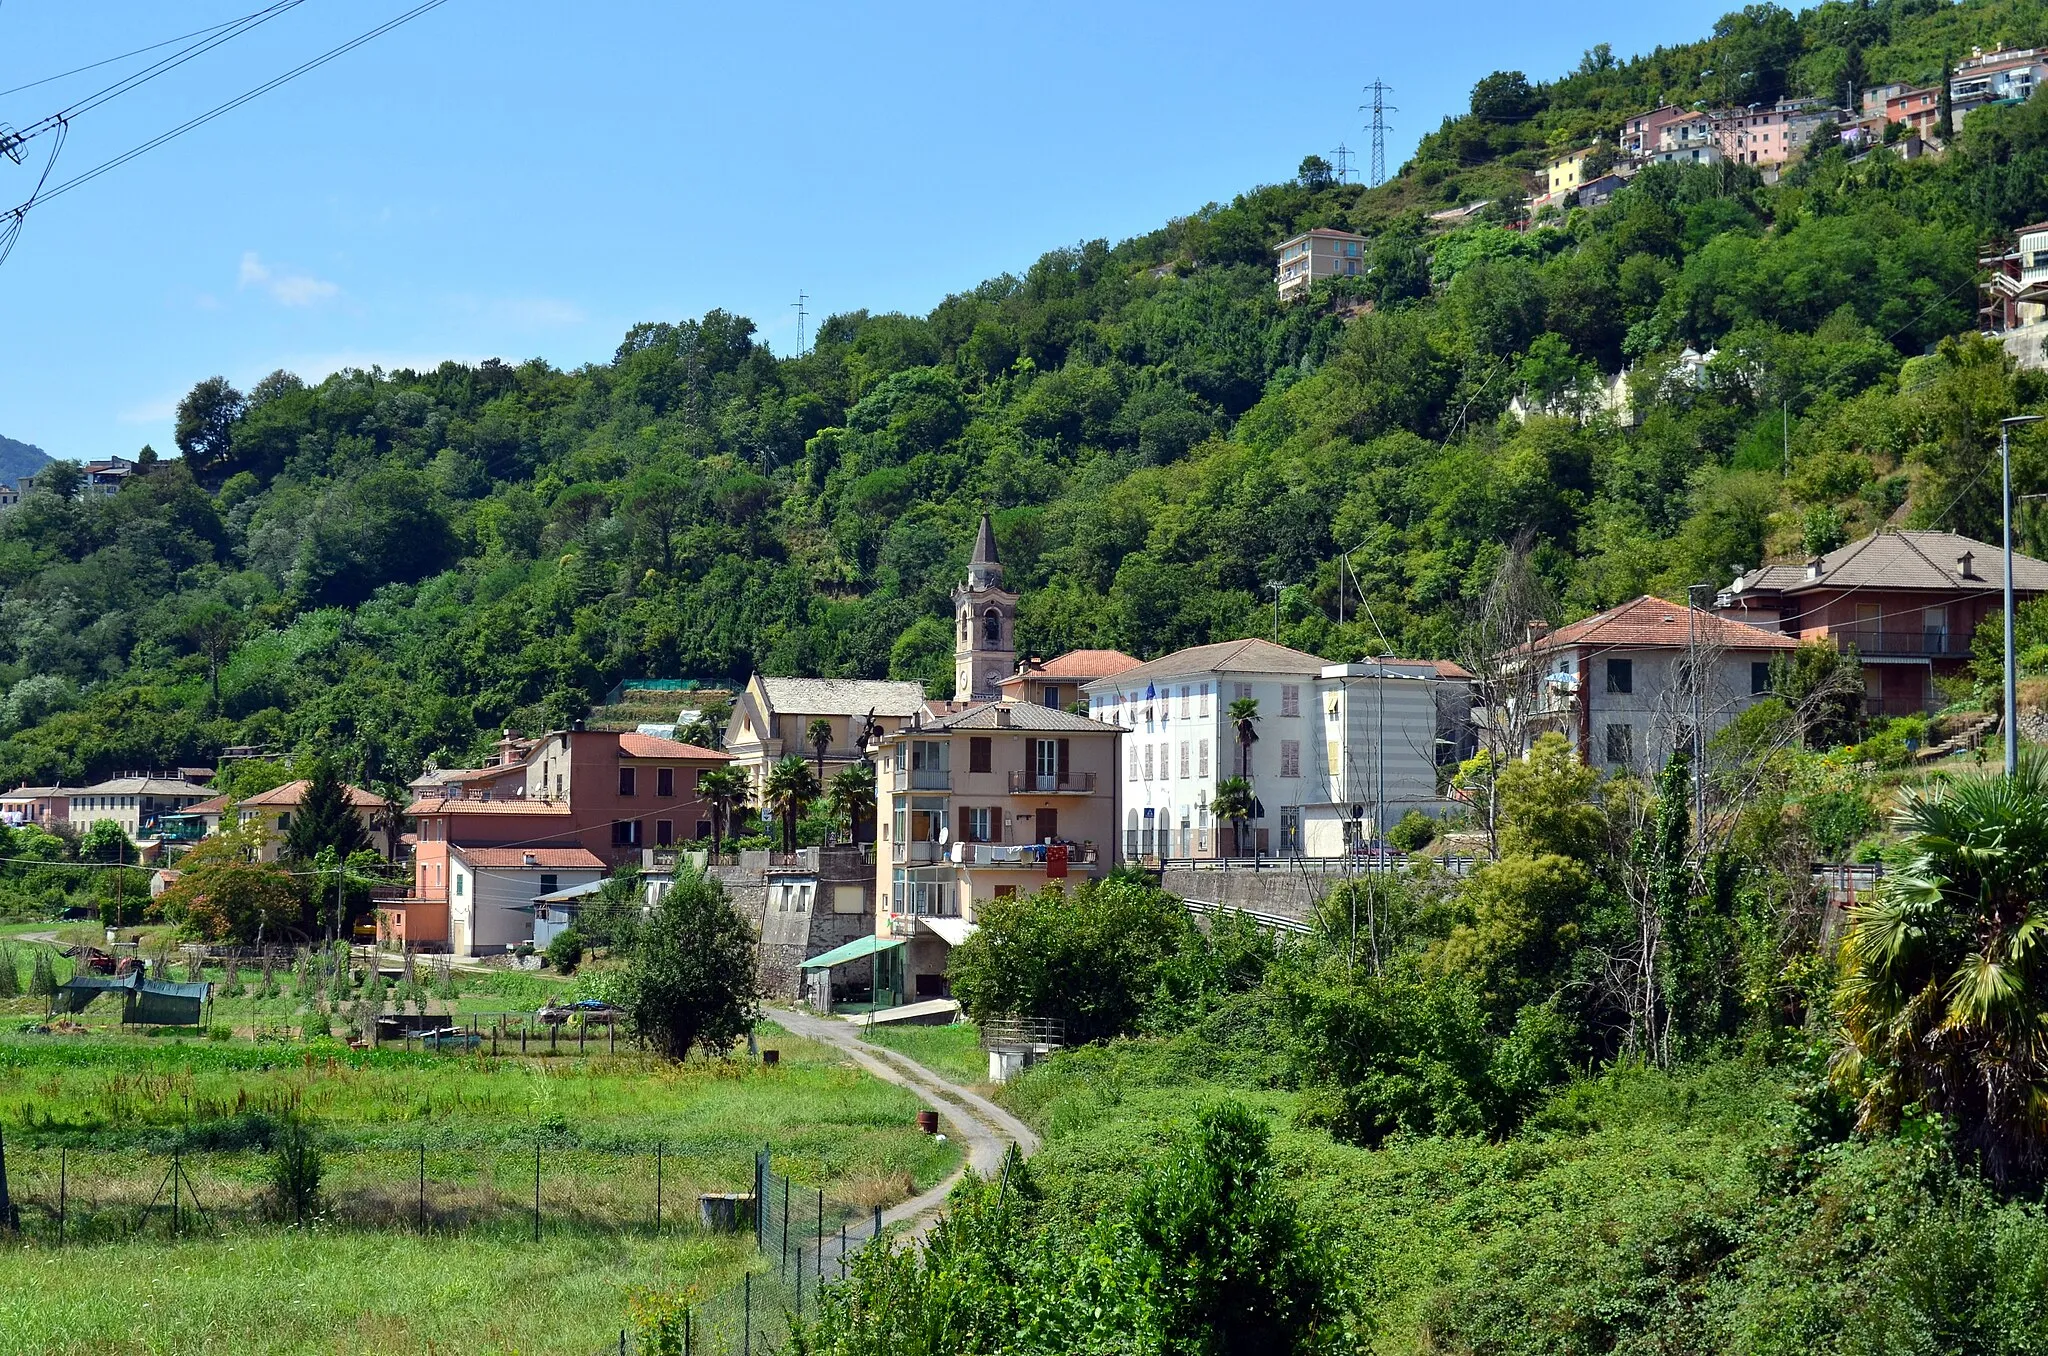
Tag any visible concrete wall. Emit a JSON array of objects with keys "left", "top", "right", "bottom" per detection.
[
  {"left": 703, "top": 847, "right": 874, "bottom": 1000},
  {"left": 1158, "top": 866, "right": 1323, "bottom": 925}
]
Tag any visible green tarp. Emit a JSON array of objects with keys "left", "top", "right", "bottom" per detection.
[
  {"left": 53, "top": 972, "right": 209, "bottom": 1025},
  {"left": 799, "top": 935, "right": 904, "bottom": 971}
]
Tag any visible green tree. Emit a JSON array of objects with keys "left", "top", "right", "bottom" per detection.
[
  {"left": 828, "top": 759, "right": 877, "bottom": 844},
  {"left": 1229, "top": 696, "right": 1261, "bottom": 781},
  {"left": 696, "top": 766, "right": 751, "bottom": 858},
  {"left": 173, "top": 375, "right": 245, "bottom": 483},
  {"left": 622, "top": 869, "right": 761, "bottom": 1061},
  {"left": 76, "top": 819, "right": 133, "bottom": 864},
  {"left": 807, "top": 717, "right": 834, "bottom": 783},
  {"left": 1835, "top": 753, "right": 2048, "bottom": 1186},
  {"left": 762, "top": 755, "right": 819, "bottom": 854},
  {"left": 1211, "top": 777, "right": 1256, "bottom": 859},
  {"left": 948, "top": 877, "right": 1194, "bottom": 1043},
  {"left": 181, "top": 599, "right": 242, "bottom": 714},
  {"left": 282, "top": 761, "right": 371, "bottom": 863},
  {"left": 1470, "top": 69, "right": 1538, "bottom": 122}
]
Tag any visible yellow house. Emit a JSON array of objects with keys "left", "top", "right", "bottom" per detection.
[
  {"left": 236, "top": 780, "right": 394, "bottom": 863},
  {"left": 1543, "top": 147, "right": 1596, "bottom": 198}
]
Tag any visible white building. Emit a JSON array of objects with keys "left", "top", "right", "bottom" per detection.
[
  {"left": 1083, "top": 638, "right": 1449, "bottom": 860},
  {"left": 1521, "top": 595, "right": 1797, "bottom": 776},
  {"left": 1274, "top": 227, "right": 1368, "bottom": 302},
  {"left": 65, "top": 775, "right": 215, "bottom": 841},
  {"left": 446, "top": 845, "right": 606, "bottom": 957}
]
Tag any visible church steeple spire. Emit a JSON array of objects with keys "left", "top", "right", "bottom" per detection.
[
  {"left": 968, "top": 512, "right": 1002, "bottom": 589},
  {"left": 953, "top": 512, "right": 1018, "bottom": 703}
]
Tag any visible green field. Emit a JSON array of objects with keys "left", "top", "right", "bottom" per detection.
[
  {"left": 0, "top": 1017, "right": 959, "bottom": 1354},
  {"left": 858, "top": 1021, "right": 987, "bottom": 1088}
]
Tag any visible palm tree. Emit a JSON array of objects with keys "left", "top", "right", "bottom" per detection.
[
  {"left": 1212, "top": 777, "right": 1256, "bottom": 859},
  {"left": 828, "top": 760, "right": 878, "bottom": 845},
  {"left": 807, "top": 717, "right": 834, "bottom": 783},
  {"left": 763, "top": 755, "right": 821, "bottom": 855},
  {"left": 1229, "top": 697, "right": 1261, "bottom": 778},
  {"left": 696, "top": 766, "right": 751, "bottom": 861},
  {"left": 1834, "top": 752, "right": 2048, "bottom": 1186}
]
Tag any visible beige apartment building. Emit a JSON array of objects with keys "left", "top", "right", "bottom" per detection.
[
  {"left": 871, "top": 700, "right": 1122, "bottom": 1004},
  {"left": 1274, "top": 227, "right": 1368, "bottom": 302},
  {"left": 722, "top": 675, "right": 929, "bottom": 794}
]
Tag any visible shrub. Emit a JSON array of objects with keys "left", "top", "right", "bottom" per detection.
[
  {"left": 0, "top": 943, "right": 19, "bottom": 999},
  {"left": 207, "top": 1024, "right": 233, "bottom": 1042},
  {"left": 28, "top": 947, "right": 57, "bottom": 998},
  {"left": 300, "top": 1008, "right": 331, "bottom": 1042},
  {"left": 264, "top": 1119, "right": 324, "bottom": 1224},
  {"left": 1388, "top": 809, "right": 1438, "bottom": 854},
  {"left": 545, "top": 928, "right": 585, "bottom": 973}
]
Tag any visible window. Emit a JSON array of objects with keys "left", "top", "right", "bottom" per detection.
[
  {"left": 277, "top": 812, "right": 291, "bottom": 830},
  {"left": 539, "top": 874, "right": 557, "bottom": 894},
  {"left": 1281, "top": 685, "right": 1300, "bottom": 717},
  {"left": 1179, "top": 686, "right": 1190, "bottom": 718},
  {"left": 832, "top": 885, "right": 864, "bottom": 914},
  {"left": 1043, "top": 685, "right": 1061, "bottom": 708},
  {"left": 1129, "top": 745, "right": 1139, "bottom": 781},
  {"left": 1280, "top": 740, "right": 1301, "bottom": 778},
  {"left": 657, "top": 767, "right": 675, "bottom": 797},
  {"left": 454, "top": 873, "right": 464, "bottom": 898},
  {"left": 618, "top": 767, "right": 636, "bottom": 796},
  {"left": 967, "top": 807, "right": 993, "bottom": 842},
  {"left": 555, "top": 774, "right": 564, "bottom": 798},
  {"left": 657, "top": 819, "right": 674, "bottom": 846},
  {"left": 1605, "top": 724, "right": 1633, "bottom": 765},
  {"left": 1607, "top": 658, "right": 1633, "bottom": 694},
  {"left": 1751, "top": 661, "right": 1771, "bottom": 696},
  {"left": 612, "top": 819, "right": 641, "bottom": 846},
  {"left": 1234, "top": 682, "right": 1254, "bottom": 702},
  {"left": 695, "top": 820, "right": 712, "bottom": 839},
  {"left": 1198, "top": 740, "right": 1210, "bottom": 777},
  {"left": 969, "top": 737, "right": 992, "bottom": 773},
  {"left": 1199, "top": 683, "right": 1210, "bottom": 715},
  {"left": 1144, "top": 745, "right": 1155, "bottom": 780},
  {"left": 1179, "top": 741, "right": 1190, "bottom": 778},
  {"left": 982, "top": 607, "right": 1001, "bottom": 645}
]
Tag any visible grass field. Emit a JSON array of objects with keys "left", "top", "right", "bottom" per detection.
[
  {"left": 858, "top": 1021, "right": 987, "bottom": 1088},
  {"left": 0, "top": 1019, "right": 959, "bottom": 1353}
]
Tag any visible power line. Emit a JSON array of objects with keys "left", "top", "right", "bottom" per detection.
[
  {"left": 0, "top": 0, "right": 457, "bottom": 267},
  {"left": 792, "top": 290, "right": 809, "bottom": 357},
  {"left": 0, "top": 11, "right": 261, "bottom": 102},
  {"left": 0, "top": 0, "right": 308, "bottom": 163},
  {"left": 1360, "top": 79, "right": 1397, "bottom": 187},
  {"left": 1330, "top": 142, "right": 1356, "bottom": 184}
]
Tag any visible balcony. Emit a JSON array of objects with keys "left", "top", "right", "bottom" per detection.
[
  {"left": 1004, "top": 770, "right": 1098, "bottom": 794},
  {"left": 1836, "top": 628, "right": 1971, "bottom": 660},
  {"left": 953, "top": 843, "right": 1100, "bottom": 867},
  {"left": 907, "top": 769, "right": 952, "bottom": 791},
  {"left": 892, "top": 841, "right": 942, "bottom": 865}
]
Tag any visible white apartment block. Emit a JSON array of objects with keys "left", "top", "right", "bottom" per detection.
[{"left": 1083, "top": 639, "right": 1446, "bottom": 860}]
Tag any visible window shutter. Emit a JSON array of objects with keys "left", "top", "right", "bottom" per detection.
[
  {"left": 1056, "top": 739, "right": 1070, "bottom": 780},
  {"left": 992, "top": 811, "right": 1004, "bottom": 843},
  {"left": 957, "top": 807, "right": 971, "bottom": 843}
]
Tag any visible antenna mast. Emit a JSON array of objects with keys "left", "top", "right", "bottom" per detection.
[
  {"left": 791, "top": 290, "right": 809, "bottom": 357},
  {"left": 1360, "top": 80, "right": 1398, "bottom": 186}
]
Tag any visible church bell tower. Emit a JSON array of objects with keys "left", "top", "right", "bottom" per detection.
[{"left": 953, "top": 513, "right": 1018, "bottom": 703}]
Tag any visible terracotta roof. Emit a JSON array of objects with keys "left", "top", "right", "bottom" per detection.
[
  {"left": 1729, "top": 530, "right": 2048, "bottom": 595},
  {"left": 1424, "top": 659, "right": 1474, "bottom": 680},
  {"left": 181, "top": 795, "right": 230, "bottom": 816},
  {"left": 1538, "top": 596, "right": 1797, "bottom": 652},
  {"left": 450, "top": 846, "right": 605, "bottom": 870},
  {"left": 1, "top": 785, "right": 66, "bottom": 799},
  {"left": 906, "top": 701, "right": 1122, "bottom": 734},
  {"left": 1082, "top": 638, "right": 1329, "bottom": 690},
  {"left": 1001, "top": 650, "right": 1142, "bottom": 684},
  {"left": 755, "top": 677, "right": 929, "bottom": 718},
  {"left": 617, "top": 732, "right": 728, "bottom": 760},
  {"left": 69, "top": 777, "right": 213, "bottom": 797},
  {"left": 237, "top": 780, "right": 390, "bottom": 810},
  {"left": 406, "top": 797, "right": 572, "bottom": 816}
]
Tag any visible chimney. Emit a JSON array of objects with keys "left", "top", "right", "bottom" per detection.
[
  {"left": 1806, "top": 555, "right": 1826, "bottom": 582},
  {"left": 572, "top": 719, "right": 586, "bottom": 732},
  {"left": 1958, "top": 551, "right": 1977, "bottom": 580},
  {"left": 1525, "top": 621, "right": 1550, "bottom": 641},
  {"left": 994, "top": 707, "right": 1012, "bottom": 728}
]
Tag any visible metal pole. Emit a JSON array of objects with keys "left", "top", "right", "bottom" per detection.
[
  {"left": 781, "top": 1176, "right": 790, "bottom": 1276},
  {"left": 533, "top": 1145, "right": 541, "bottom": 1242},
  {"left": 58, "top": 1146, "right": 66, "bottom": 1245},
  {"left": 817, "top": 1186, "right": 824, "bottom": 1270},
  {"left": 743, "top": 1274, "right": 752, "bottom": 1356},
  {"left": 655, "top": 1143, "right": 662, "bottom": 1230},
  {"left": 417, "top": 1144, "right": 425, "bottom": 1232},
  {"left": 2007, "top": 419, "right": 2022, "bottom": 775},
  {"left": 172, "top": 1145, "right": 180, "bottom": 1237}
]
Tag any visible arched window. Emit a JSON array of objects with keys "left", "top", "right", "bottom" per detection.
[
  {"left": 959, "top": 609, "right": 970, "bottom": 643},
  {"left": 982, "top": 607, "right": 1001, "bottom": 646}
]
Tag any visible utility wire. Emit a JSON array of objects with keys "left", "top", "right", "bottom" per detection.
[
  {"left": 0, "top": 0, "right": 308, "bottom": 161},
  {"left": 0, "top": 11, "right": 259, "bottom": 102},
  {"left": 0, "top": 0, "right": 456, "bottom": 267}
]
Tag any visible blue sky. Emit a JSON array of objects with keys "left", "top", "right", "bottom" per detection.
[{"left": 0, "top": 0, "right": 1730, "bottom": 463}]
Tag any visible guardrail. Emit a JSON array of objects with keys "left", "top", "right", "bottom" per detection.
[
  {"left": 1004, "top": 770, "right": 1098, "bottom": 794},
  {"left": 981, "top": 1015, "right": 1066, "bottom": 1051}
]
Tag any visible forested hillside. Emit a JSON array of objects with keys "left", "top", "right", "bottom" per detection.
[{"left": 9, "top": 0, "right": 2048, "bottom": 789}]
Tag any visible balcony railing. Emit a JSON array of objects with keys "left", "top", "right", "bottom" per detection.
[
  {"left": 954, "top": 843, "right": 1100, "bottom": 867},
  {"left": 892, "top": 841, "right": 942, "bottom": 864},
  {"left": 1004, "top": 770, "right": 1098, "bottom": 794},
  {"left": 1836, "top": 628, "right": 1971, "bottom": 660},
  {"left": 907, "top": 769, "right": 952, "bottom": 791}
]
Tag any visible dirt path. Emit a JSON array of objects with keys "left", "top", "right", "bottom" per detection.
[{"left": 766, "top": 1006, "right": 1038, "bottom": 1244}]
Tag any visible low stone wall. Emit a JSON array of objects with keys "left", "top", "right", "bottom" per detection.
[{"left": 1157, "top": 867, "right": 1326, "bottom": 925}]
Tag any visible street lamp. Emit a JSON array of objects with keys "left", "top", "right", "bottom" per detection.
[{"left": 2001, "top": 414, "right": 2044, "bottom": 775}]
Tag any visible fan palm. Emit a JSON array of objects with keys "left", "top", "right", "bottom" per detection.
[
  {"left": 1212, "top": 777, "right": 1256, "bottom": 860},
  {"left": 1229, "top": 696, "right": 1261, "bottom": 779},
  {"left": 828, "top": 760, "right": 878, "bottom": 845},
  {"left": 763, "top": 755, "right": 821, "bottom": 855},
  {"left": 1834, "top": 752, "right": 2048, "bottom": 1185},
  {"left": 807, "top": 717, "right": 834, "bottom": 783},
  {"left": 696, "top": 766, "right": 751, "bottom": 860}
]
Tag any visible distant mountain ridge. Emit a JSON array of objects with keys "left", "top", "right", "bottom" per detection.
[{"left": 0, "top": 434, "right": 50, "bottom": 488}]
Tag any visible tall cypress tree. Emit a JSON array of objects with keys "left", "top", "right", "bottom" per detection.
[{"left": 283, "top": 760, "right": 371, "bottom": 863}]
